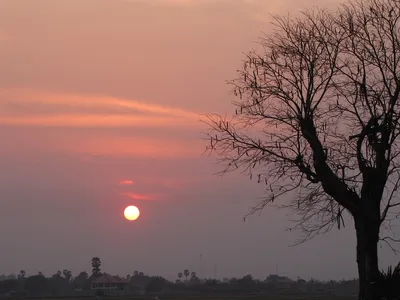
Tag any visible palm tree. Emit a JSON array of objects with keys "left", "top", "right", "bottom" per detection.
[
  {"left": 178, "top": 272, "right": 183, "bottom": 281},
  {"left": 91, "top": 257, "right": 101, "bottom": 277},
  {"left": 191, "top": 272, "right": 197, "bottom": 279}
]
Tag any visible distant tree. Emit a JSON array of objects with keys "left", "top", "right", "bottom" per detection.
[
  {"left": 62, "top": 269, "right": 72, "bottom": 282},
  {"left": 37, "top": 272, "right": 43, "bottom": 277},
  {"left": 133, "top": 270, "right": 139, "bottom": 276},
  {"left": 178, "top": 272, "right": 183, "bottom": 281},
  {"left": 73, "top": 271, "right": 88, "bottom": 290},
  {"left": 239, "top": 274, "right": 254, "bottom": 284},
  {"left": 297, "top": 278, "right": 307, "bottom": 285},
  {"left": 130, "top": 272, "right": 151, "bottom": 287},
  {"left": 203, "top": 0, "right": 400, "bottom": 299},
  {"left": 78, "top": 271, "right": 88, "bottom": 279},
  {"left": 0, "top": 279, "right": 18, "bottom": 294},
  {"left": 50, "top": 271, "right": 69, "bottom": 295},
  {"left": 18, "top": 270, "right": 26, "bottom": 280},
  {"left": 91, "top": 257, "right": 101, "bottom": 277},
  {"left": 190, "top": 272, "right": 200, "bottom": 284},
  {"left": 184, "top": 269, "right": 190, "bottom": 281},
  {"left": 205, "top": 279, "right": 218, "bottom": 286},
  {"left": 146, "top": 276, "right": 167, "bottom": 293},
  {"left": 25, "top": 275, "right": 48, "bottom": 296},
  {"left": 229, "top": 277, "right": 238, "bottom": 285}
]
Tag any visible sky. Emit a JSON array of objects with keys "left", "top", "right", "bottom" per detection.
[{"left": 0, "top": 0, "right": 398, "bottom": 281}]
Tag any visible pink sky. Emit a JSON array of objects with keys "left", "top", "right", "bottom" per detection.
[{"left": 0, "top": 0, "right": 396, "bottom": 281}]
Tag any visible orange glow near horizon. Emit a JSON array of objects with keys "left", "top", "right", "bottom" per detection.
[
  {"left": 119, "top": 180, "right": 134, "bottom": 185},
  {"left": 124, "top": 205, "right": 140, "bottom": 221}
]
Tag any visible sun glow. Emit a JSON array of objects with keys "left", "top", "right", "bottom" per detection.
[{"left": 124, "top": 205, "right": 140, "bottom": 221}]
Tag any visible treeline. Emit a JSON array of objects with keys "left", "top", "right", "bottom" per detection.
[
  {"left": 0, "top": 257, "right": 358, "bottom": 297},
  {"left": 0, "top": 274, "right": 359, "bottom": 297}
]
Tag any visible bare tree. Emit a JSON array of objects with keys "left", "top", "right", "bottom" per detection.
[{"left": 203, "top": 1, "right": 400, "bottom": 299}]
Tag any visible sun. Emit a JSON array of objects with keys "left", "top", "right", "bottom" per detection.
[{"left": 124, "top": 205, "right": 140, "bottom": 221}]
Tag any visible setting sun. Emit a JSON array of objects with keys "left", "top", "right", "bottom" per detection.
[{"left": 124, "top": 205, "right": 140, "bottom": 221}]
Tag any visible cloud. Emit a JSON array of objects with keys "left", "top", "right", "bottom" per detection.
[
  {"left": 0, "top": 114, "right": 192, "bottom": 128},
  {"left": 120, "top": 192, "right": 150, "bottom": 200},
  {"left": 119, "top": 180, "right": 134, "bottom": 186},
  {"left": 56, "top": 134, "right": 203, "bottom": 158},
  {"left": 124, "top": 0, "right": 195, "bottom": 5},
  {"left": 0, "top": 88, "right": 201, "bottom": 128},
  {"left": 0, "top": 127, "right": 203, "bottom": 159}
]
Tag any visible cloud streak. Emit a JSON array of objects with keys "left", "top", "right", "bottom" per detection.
[
  {"left": 58, "top": 134, "right": 202, "bottom": 158},
  {"left": 0, "top": 88, "right": 201, "bottom": 128},
  {"left": 118, "top": 180, "right": 134, "bottom": 186},
  {"left": 0, "top": 114, "right": 191, "bottom": 128},
  {"left": 120, "top": 192, "right": 151, "bottom": 201}
]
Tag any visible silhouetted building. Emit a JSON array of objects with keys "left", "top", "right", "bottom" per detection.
[
  {"left": 91, "top": 274, "right": 129, "bottom": 291},
  {"left": 265, "top": 274, "right": 294, "bottom": 290}
]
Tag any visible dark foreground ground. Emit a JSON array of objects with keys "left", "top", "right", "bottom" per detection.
[{"left": 7, "top": 295, "right": 357, "bottom": 300}]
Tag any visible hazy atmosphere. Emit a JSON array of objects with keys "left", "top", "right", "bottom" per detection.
[{"left": 0, "top": 0, "right": 397, "bottom": 282}]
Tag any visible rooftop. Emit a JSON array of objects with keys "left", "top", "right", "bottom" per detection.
[{"left": 92, "top": 274, "right": 130, "bottom": 284}]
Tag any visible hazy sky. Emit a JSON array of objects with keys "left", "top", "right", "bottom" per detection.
[{"left": 0, "top": 0, "right": 397, "bottom": 281}]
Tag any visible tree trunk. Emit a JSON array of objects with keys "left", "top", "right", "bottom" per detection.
[{"left": 355, "top": 217, "right": 381, "bottom": 300}]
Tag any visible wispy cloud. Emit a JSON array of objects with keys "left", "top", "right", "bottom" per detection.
[
  {"left": 0, "top": 114, "right": 190, "bottom": 128},
  {"left": 0, "top": 88, "right": 200, "bottom": 128},
  {"left": 56, "top": 134, "right": 202, "bottom": 158},
  {"left": 124, "top": 0, "right": 194, "bottom": 5},
  {"left": 120, "top": 192, "right": 150, "bottom": 200}
]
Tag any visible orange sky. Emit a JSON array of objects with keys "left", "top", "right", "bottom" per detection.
[{"left": 0, "top": 0, "right": 396, "bottom": 281}]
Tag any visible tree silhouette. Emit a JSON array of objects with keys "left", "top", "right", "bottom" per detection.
[
  {"left": 25, "top": 275, "right": 48, "bottom": 296},
  {"left": 203, "top": 0, "right": 400, "bottom": 299},
  {"left": 184, "top": 269, "right": 189, "bottom": 281},
  {"left": 177, "top": 272, "right": 183, "bottom": 281},
  {"left": 62, "top": 269, "right": 72, "bottom": 282},
  {"left": 91, "top": 257, "right": 101, "bottom": 277},
  {"left": 18, "top": 270, "right": 26, "bottom": 280},
  {"left": 73, "top": 271, "right": 88, "bottom": 290},
  {"left": 50, "top": 271, "right": 69, "bottom": 295},
  {"left": 190, "top": 272, "right": 200, "bottom": 284},
  {"left": 146, "top": 276, "right": 167, "bottom": 293}
]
